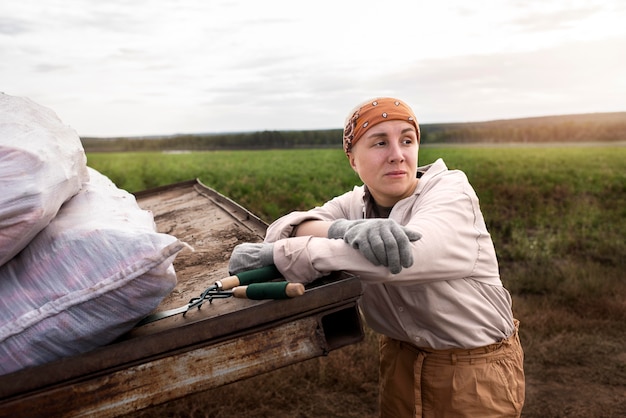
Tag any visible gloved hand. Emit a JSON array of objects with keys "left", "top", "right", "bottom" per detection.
[
  {"left": 328, "top": 219, "right": 421, "bottom": 274},
  {"left": 228, "top": 242, "right": 275, "bottom": 275}
]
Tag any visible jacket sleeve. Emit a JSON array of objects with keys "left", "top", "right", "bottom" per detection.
[
  {"left": 401, "top": 172, "right": 490, "bottom": 283},
  {"left": 271, "top": 169, "right": 500, "bottom": 287},
  {"left": 271, "top": 235, "right": 392, "bottom": 284}
]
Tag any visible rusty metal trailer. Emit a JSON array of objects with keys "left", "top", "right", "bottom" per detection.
[{"left": 0, "top": 180, "right": 364, "bottom": 417}]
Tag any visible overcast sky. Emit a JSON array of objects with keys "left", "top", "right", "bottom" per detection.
[{"left": 1, "top": 0, "right": 625, "bottom": 137}]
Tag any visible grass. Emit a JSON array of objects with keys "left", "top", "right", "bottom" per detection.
[{"left": 87, "top": 145, "right": 626, "bottom": 417}]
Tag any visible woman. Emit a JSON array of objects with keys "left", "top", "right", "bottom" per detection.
[{"left": 229, "top": 97, "right": 525, "bottom": 417}]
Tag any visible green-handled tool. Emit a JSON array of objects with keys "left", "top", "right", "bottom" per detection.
[{"left": 136, "top": 265, "right": 304, "bottom": 326}]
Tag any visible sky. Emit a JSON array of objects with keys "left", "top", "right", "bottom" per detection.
[{"left": 1, "top": 0, "right": 625, "bottom": 137}]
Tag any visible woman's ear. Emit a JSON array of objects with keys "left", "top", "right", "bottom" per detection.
[{"left": 348, "top": 152, "right": 358, "bottom": 173}]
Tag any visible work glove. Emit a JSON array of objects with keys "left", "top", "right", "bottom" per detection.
[
  {"left": 228, "top": 242, "right": 275, "bottom": 275},
  {"left": 328, "top": 219, "right": 421, "bottom": 274}
]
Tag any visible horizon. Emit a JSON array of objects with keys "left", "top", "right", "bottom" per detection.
[{"left": 80, "top": 109, "right": 626, "bottom": 140}]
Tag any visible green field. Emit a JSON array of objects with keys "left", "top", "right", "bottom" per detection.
[
  {"left": 87, "top": 146, "right": 625, "bottom": 291},
  {"left": 88, "top": 146, "right": 626, "bottom": 417}
]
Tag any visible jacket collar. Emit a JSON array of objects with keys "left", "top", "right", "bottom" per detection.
[{"left": 360, "top": 158, "right": 448, "bottom": 217}]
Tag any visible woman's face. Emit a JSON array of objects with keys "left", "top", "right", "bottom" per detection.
[{"left": 348, "top": 120, "right": 419, "bottom": 207}]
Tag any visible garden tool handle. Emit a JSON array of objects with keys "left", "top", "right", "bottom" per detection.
[
  {"left": 218, "top": 265, "right": 282, "bottom": 290},
  {"left": 232, "top": 282, "right": 305, "bottom": 299}
]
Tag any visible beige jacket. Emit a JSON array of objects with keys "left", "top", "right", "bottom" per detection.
[{"left": 265, "top": 158, "right": 515, "bottom": 349}]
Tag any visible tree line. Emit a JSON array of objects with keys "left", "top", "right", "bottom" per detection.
[{"left": 81, "top": 112, "right": 626, "bottom": 152}]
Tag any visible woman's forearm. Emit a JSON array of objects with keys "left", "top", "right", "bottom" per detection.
[{"left": 293, "top": 220, "right": 332, "bottom": 238}]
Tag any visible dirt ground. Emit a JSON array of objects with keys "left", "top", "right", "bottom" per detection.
[{"left": 130, "top": 317, "right": 626, "bottom": 418}]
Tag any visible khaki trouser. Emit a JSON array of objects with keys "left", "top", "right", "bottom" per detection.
[{"left": 379, "top": 320, "right": 525, "bottom": 418}]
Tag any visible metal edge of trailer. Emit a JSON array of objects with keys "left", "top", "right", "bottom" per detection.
[
  {"left": 0, "top": 179, "right": 365, "bottom": 417},
  {"left": 0, "top": 284, "right": 364, "bottom": 417},
  {"left": 0, "top": 272, "right": 363, "bottom": 398}
]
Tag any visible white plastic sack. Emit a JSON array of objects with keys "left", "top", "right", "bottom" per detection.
[
  {"left": 0, "top": 93, "right": 89, "bottom": 266},
  {"left": 0, "top": 168, "right": 185, "bottom": 375}
]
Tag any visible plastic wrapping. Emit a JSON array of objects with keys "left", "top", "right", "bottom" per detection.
[
  {"left": 0, "top": 168, "right": 184, "bottom": 375},
  {"left": 0, "top": 93, "right": 89, "bottom": 266}
]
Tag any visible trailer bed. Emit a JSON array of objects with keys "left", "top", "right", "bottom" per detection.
[{"left": 0, "top": 179, "right": 363, "bottom": 417}]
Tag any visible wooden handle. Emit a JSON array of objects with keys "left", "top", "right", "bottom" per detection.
[
  {"left": 285, "top": 283, "right": 305, "bottom": 297},
  {"left": 218, "top": 275, "right": 241, "bottom": 290}
]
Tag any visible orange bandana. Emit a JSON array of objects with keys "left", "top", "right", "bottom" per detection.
[{"left": 343, "top": 97, "right": 420, "bottom": 155}]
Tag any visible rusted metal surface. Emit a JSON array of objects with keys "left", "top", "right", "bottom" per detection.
[
  {"left": 0, "top": 179, "right": 364, "bottom": 417},
  {"left": 1, "top": 312, "right": 361, "bottom": 417}
]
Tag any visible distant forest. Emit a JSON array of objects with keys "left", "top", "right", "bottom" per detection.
[{"left": 81, "top": 112, "right": 626, "bottom": 152}]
